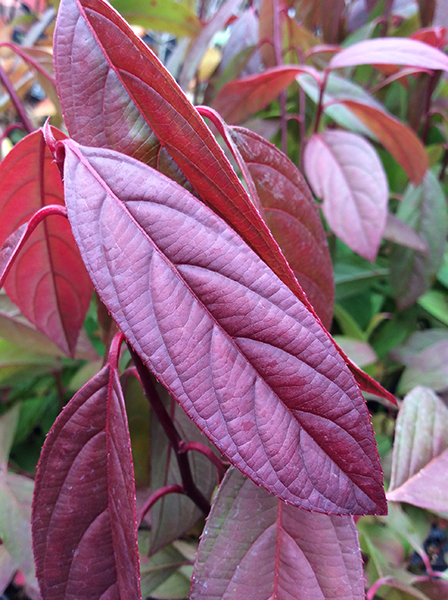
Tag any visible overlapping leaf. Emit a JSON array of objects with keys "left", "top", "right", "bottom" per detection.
[
  {"left": 0, "top": 128, "right": 93, "bottom": 357},
  {"left": 329, "top": 37, "right": 448, "bottom": 71},
  {"left": 53, "top": 0, "right": 317, "bottom": 316},
  {"left": 226, "top": 125, "right": 335, "bottom": 328},
  {"left": 191, "top": 468, "right": 364, "bottom": 600},
  {"left": 303, "top": 130, "right": 388, "bottom": 261},
  {"left": 387, "top": 384, "right": 448, "bottom": 512},
  {"left": 213, "top": 65, "right": 320, "bottom": 124},
  {"left": 62, "top": 140, "right": 386, "bottom": 515},
  {"left": 32, "top": 362, "right": 141, "bottom": 600},
  {"left": 390, "top": 171, "right": 447, "bottom": 309}
]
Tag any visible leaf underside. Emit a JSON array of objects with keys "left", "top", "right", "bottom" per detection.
[
  {"left": 32, "top": 365, "right": 141, "bottom": 600},
  {"left": 191, "top": 468, "right": 365, "bottom": 600},
  {"left": 62, "top": 140, "right": 386, "bottom": 516}
]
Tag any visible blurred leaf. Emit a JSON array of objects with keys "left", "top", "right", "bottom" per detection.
[
  {"left": 110, "top": 0, "right": 201, "bottom": 37},
  {"left": 390, "top": 172, "right": 447, "bottom": 309},
  {"left": 0, "top": 339, "right": 59, "bottom": 387},
  {"left": 397, "top": 336, "right": 448, "bottom": 394},
  {"left": 304, "top": 130, "right": 388, "bottom": 261},
  {"left": 124, "top": 374, "right": 151, "bottom": 489},
  {"left": 384, "top": 214, "right": 428, "bottom": 253},
  {"left": 333, "top": 303, "right": 367, "bottom": 340},
  {"left": 418, "top": 290, "right": 448, "bottom": 325},
  {"left": 437, "top": 247, "right": 448, "bottom": 288},
  {"left": 332, "top": 336, "right": 377, "bottom": 367},
  {"left": 191, "top": 468, "right": 365, "bottom": 600},
  {"left": 334, "top": 254, "right": 389, "bottom": 300},
  {"left": 13, "top": 394, "right": 54, "bottom": 446}
]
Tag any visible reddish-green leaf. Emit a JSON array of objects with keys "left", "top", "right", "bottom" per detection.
[
  {"left": 32, "top": 362, "right": 141, "bottom": 600},
  {"left": 303, "top": 131, "right": 388, "bottom": 261},
  {"left": 329, "top": 37, "right": 448, "bottom": 71},
  {"left": 390, "top": 171, "right": 447, "bottom": 309},
  {"left": 337, "top": 100, "right": 428, "bottom": 185},
  {"left": 191, "top": 468, "right": 364, "bottom": 600},
  {"left": 226, "top": 125, "right": 335, "bottom": 329},
  {"left": 213, "top": 65, "right": 320, "bottom": 124},
  {"left": 62, "top": 140, "right": 386, "bottom": 515},
  {"left": 389, "top": 386, "right": 448, "bottom": 493},
  {"left": 384, "top": 214, "right": 428, "bottom": 253},
  {"left": 0, "top": 129, "right": 93, "bottom": 357},
  {"left": 148, "top": 381, "right": 220, "bottom": 555}
]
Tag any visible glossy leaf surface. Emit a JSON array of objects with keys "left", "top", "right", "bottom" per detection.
[
  {"left": 390, "top": 172, "right": 447, "bottom": 309},
  {"left": 330, "top": 37, "right": 448, "bottom": 71},
  {"left": 213, "top": 65, "right": 320, "bottom": 124},
  {"left": 304, "top": 130, "right": 388, "bottom": 261},
  {"left": 228, "top": 126, "right": 335, "bottom": 328},
  {"left": 191, "top": 468, "right": 364, "bottom": 600},
  {"left": 54, "top": 0, "right": 318, "bottom": 318},
  {"left": 32, "top": 363, "right": 141, "bottom": 600},
  {"left": 62, "top": 140, "right": 386, "bottom": 515},
  {"left": 0, "top": 129, "right": 93, "bottom": 357}
]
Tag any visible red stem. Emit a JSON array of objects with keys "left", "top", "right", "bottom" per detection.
[
  {"left": 1, "top": 123, "right": 27, "bottom": 142},
  {"left": 0, "top": 42, "right": 56, "bottom": 87},
  {"left": 137, "top": 484, "right": 185, "bottom": 527},
  {"left": 272, "top": 0, "right": 287, "bottom": 155},
  {"left": 108, "top": 331, "right": 125, "bottom": 371},
  {"left": 313, "top": 70, "right": 329, "bottom": 133},
  {"left": 0, "top": 64, "right": 34, "bottom": 133},
  {"left": 179, "top": 441, "right": 228, "bottom": 480},
  {"left": 128, "top": 346, "right": 211, "bottom": 515}
]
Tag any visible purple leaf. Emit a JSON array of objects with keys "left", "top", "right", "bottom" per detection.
[
  {"left": 32, "top": 361, "right": 141, "bottom": 600},
  {"left": 390, "top": 171, "right": 447, "bottom": 309},
  {"left": 191, "top": 468, "right": 365, "bottom": 600},
  {"left": 397, "top": 337, "right": 448, "bottom": 394},
  {"left": 329, "top": 37, "right": 448, "bottom": 71},
  {"left": 0, "top": 129, "right": 93, "bottom": 357},
  {"left": 62, "top": 140, "right": 386, "bottom": 515},
  {"left": 303, "top": 131, "right": 388, "bottom": 261},
  {"left": 383, "top": 213, "right": 428, "bottom": 253},
  {"left": 213, "top": 65, "right": 321, "bottom": 124},
  {"left": 54, "top": 0, "right": 322, "bottom": 322},
  {"left": 227, "top": 125, "right": 335, "bottom": 329},
  {"left": 389, "top": 386, "right": 448, "bottom": 492}
]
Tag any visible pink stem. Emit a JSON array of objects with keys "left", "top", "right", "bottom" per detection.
[
  {"left": 0, "top": 63, "right": 34, "bottom": 133},
  {"left": 179, "top": 441, "right": 228, "bottom": 480},
  {"left": 137, "top": 484, "right": 185, "bottom": 527}
]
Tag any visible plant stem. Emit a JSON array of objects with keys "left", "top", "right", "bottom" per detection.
[
  {"left": 273, "top": 0, "right": 287, "bottom": 154},
  {"left": 179, "top": 441, "right": 228, "bottom": 480},
  {"left": 137, "top": 484, "right": 185, "bottom": 527},
  {"left": 0, "top": 64, "right": 34, "bottom": 133},
  {"left": 128, "top": 346, "right": 211, "bottom": 515},
  {"left": 313, "top": 70, "right": 329, "bottom": 133}
]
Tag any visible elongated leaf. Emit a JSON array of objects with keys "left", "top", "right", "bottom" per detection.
[
  {"left": 398, "top": 338, "right": 448, "bottom": 394},
  {"left": 53, "top": 0, "right": 315, "bottom": 317},
  {"left": 110, "top": 0, "right": 201, "bottom": 37},
  {"left": 149, "top": 380, "right": 219, "bottom": 555},
  {"left": 213, "top": 65, "right": 320, "bottom": 124},
  {"left": 191, "top": 468, "right": 364, "bottom": 600},
  {"left": 0, "top": 129, "right": 93, "bottom": 357},
  {"left": 227, "top": 126, "right": 335, "bottom": 328},
  {"left": 338, "top": 100, "right": 428, "bottom": 185},
  {"left": 384, "top": 213, "right": 428, "bottom": 253},
  {"left": 389, "top": 386, "right": 448, "bottom": 493},
  {"left": 178, "top": 0, "right": 244, "bottom": 90},
  {"left": 32, "top": 364, "right": 141, "bottom": 600},
  {"left": 390, "top": 171, "right": 447, "bottom": 309},
  {"left": 329, "top": 37, "right": 448, "bottom": 71},
  {"left": 63, "top": 140, "right": 386, "bottom": 515},
  {"left": 219, "top": 8, "right": 261, "bottom": 78},
  {"left": 303, "top": 131, "right": 388, "bottom": 261}
]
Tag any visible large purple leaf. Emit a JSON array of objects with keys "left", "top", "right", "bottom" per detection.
[
  {"left": 62, "top": 140, "right": 386, "bottom": 515},
  {"left": 303, "top": 130, "right": 388, "bottom": 262},
  {"left": 329, "top": 37, "right": 448, "bottom": 71},
  {"left": 53, "top": 0, "right": 321, "bottom": 326},
  {"left": 390, "top": 171, "right": 447, "bottom": 309},
  {"left": 32, "top": 363, "right": 141, "bottom": 600},
  {"left": 226, "top": 125, "right": 335, "bottom": 329},
  {"left": 0, "top": 129, "right": 93, "bottom": 357},
  {"left": 191, "top": 468, "right": 364, "bottom": 600}
]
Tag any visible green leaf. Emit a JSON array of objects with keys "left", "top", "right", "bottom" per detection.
[
  {"left": 110, "top": 0, "right": 201, "bottom": 37},
  {"left": 418, "top": 290, "right": 448, "bottom": 325}
]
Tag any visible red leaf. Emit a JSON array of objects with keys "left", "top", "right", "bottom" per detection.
[
  {"left": 53, "top": 0, "right": 316, "bottom": 325},
  {"left": 0, "top": 129, "right": 93, "bottom": 357},
  {"left": 213, "top": 65, "right": 320, "bottom": 124},
  {"left": 329, "top": 37, "right": 448, "bottom": 71},
  {"left": 303, "top": 131, "right": 388, "bottom": 261},
  {"left": 226, "top": 125, "right": 335, "bottom": 329},
  {"left": 191, "top": 468, "right": 365, "bottom": 600},
  {"left": 337, "top": 100, "right": 428, "bottom": 185},
  {"left": 62, "top": 140, "right": 387, "bottom": 515},
  {"left": 32, "top": 361, "right": 141, "bottom": 600}
]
